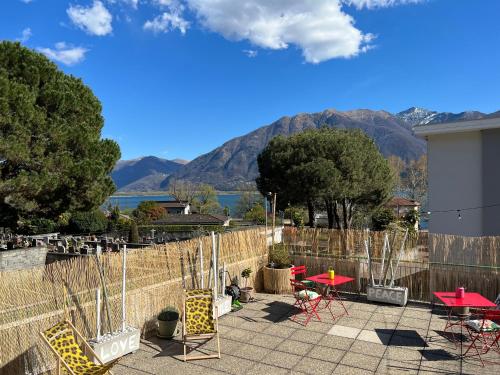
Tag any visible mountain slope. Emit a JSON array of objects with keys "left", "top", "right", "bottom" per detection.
[
  {"left": 111, "top": 156, "right": 183, "bottom": 192},
  {"left": 165, "top": 108, "right": 428, "bottom": 190}
]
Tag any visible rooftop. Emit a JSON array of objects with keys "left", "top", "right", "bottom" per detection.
[
  {"left": 153, "top": 213, "right": 228, "bottom": 225},
  {"left": 386, "top": 197, "right": 420, "bottom": 207},
  {"left": 116, "top": 293, "right": 500, "bottom": 375},
  {"left": 413, "top": 116, "right": 500, "bottom": 137}
]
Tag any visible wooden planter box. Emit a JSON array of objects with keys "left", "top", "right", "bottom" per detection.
[
  {"left": 367, "top": 285, "right": 408, "bottom": 306},
  {"left": 263, "top": 266, "right": 292, "bottom": 294}
]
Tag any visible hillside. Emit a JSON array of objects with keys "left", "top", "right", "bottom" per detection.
[
  {"left": 113, "top": 107, "right": 492, "bottom": 191},
  {"left": 111, "top": 156, "right": 184, "bottom": 192}
]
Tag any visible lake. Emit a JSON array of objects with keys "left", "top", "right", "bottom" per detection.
[{"left": 104, "top": 194, "right": 242, "bottom": 215}]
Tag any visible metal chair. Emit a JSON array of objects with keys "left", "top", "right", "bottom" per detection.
[
  {"left": 290, "top": 265, "right": 315, "bottom": 289},
  {"left": 464, "top": 309, "right": 500, "bottom": 366},
  {"left": 290, "top": 279, "right": 322, "bottom": 326}
]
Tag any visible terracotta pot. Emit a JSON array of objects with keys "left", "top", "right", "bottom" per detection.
[
  {"left": 263, "top": 265, "right": 292, "bottom": 294},
  {"left": 240, "top": 287, "right": 253, "bottom": 302}
]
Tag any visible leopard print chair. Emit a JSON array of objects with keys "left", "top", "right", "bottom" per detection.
[
  {"left": 183, "top": 289, "right": 221, "bottom": 361},
  {"left": 40, "top": 321, "right": 116, "bottom": 375}
]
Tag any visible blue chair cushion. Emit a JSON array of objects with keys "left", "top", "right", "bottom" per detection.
[{"left": 296, "top": 290, "right": 320, "bottom": 300}]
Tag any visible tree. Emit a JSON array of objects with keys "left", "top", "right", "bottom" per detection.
[
  {"left": 193, "top": 184, "right": 220, "bottom": 214},
  {"left": 132, "top": 201, "right": 165, "bottom": 224},
  {"left": 235, "top": 189, "right": 262, "bottom": 218},
  {"left": 387, "top": 155, "right": 406, "bottom": 193},
  {"left": 167, "top": 179, "right": 197, "bottom": 203},
  {"left": 256, "top": 128, "right": 394, "bottom": 231},
  {"left": 403, "top": 154, "right": 427, "bottom": 204},
  {"left": 243, "top": 203, "right": 266, "bottom": 224},
  {"left": 67, "top": 210, "right": 108, "bottom": 234},
  {"left": 128, "top": 221, "right": 140, "bottom": 243},
  {"left": 0, "top": 42, "right": 120, "bottom": 230},
  {"left": 371, "top": 207, "right": 396, "bottom": 231}
]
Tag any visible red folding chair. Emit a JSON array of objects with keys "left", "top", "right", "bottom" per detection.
[
  {"left": 464, "top": 309, "right": 500, "bottom": 366},
  {"left": 291, "top": 265, "right": 315, "bottom": 290},
  {"left": 290, "top": 279, "right": 322, "bottom": 326}
]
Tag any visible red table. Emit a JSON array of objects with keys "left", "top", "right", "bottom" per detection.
[
  {"left": 433, "top": 292, "right": 496, "bottom": 355},
  {"left": 306, "top": 273, "right": 354, "bottom": 319}
]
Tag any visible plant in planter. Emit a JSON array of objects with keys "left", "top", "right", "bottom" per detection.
[
  {"left": 157, "top": 306, "right": 180, "bottom": 339},
  {"left": 264, "top": 243, "right": 293, "bottom": 293},
  {"left": 239, "top": 268, "right": 253, "bottom": 302}
]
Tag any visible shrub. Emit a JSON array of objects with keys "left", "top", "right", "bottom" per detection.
[
  {"left": 68, "top": 210, "right": 108, "bottom": 234},
  {"left": 243, "top": 203, "right": 266, "bottom": 224},
  {"left": 269, "top": 243, "right": 291, "bottom": 268},
  {"left": 371, "top": 207, "right": 396, "bottom": 231},
  {"left": 158, "top": 306, "right": 179, "bottom": 321},
  {"left": 132, "top": 201, "right": 165, "bottom": 224},
  {"left": 18, "top": 218, "right": 58, "bottom": 235},
  {"left": 128, "top": 221, "right": 140, "bottom": 243}
]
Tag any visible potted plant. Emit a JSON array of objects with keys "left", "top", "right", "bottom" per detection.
[
  {"left": 157, "top": 306, "right": 180, "bottom": 339},
  {"left": 240, "top": 268, "right": 253, "bottom": 302},
  {"left": 263, "top": 243, "right": 293, "bottom": 293}
]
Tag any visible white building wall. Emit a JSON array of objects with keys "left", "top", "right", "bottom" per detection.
[{"left": 428, "top": 132, "right": 483, "bottom": 236}]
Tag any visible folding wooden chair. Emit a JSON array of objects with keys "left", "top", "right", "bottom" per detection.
[
  {"left": 40, "top": 320, "right": 116, "bottom": 375},
  {"left": 290, "top": 279, "right": 322, "bottom": 326},
  {"left": 464, "top": 309, "right": 500, "bottom": 366},
  {"left": 291, "top": 265, "right": 315, "bottom": 289},
  {"left": 183, "top": 289, "right": 221, "bottom": 361}
]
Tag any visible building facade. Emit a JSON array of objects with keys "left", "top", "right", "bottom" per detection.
[{"left": 414, "top": 117, "right": 500, "bottom": 236}]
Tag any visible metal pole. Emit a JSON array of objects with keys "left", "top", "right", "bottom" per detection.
[
  {"left": 211, "top": 231, "right": 217, "bottom": 299},
  {"left": 199, "top": 238, "right": 204, "bottom": 289},
  {"left": 264, "top": 196, "right": 268, "bottom": 245},
  {"left": 121, "top": 244, "right": 127, "bottom": 332},
  {"left": 378, "top": 234, "right": 389, "bottom": 286},
  {"left": 272, "top": 193, "right": 276, "bottom": 251},
  {"left": 96, "top": 288, "right": 101, "bottom": 340}
]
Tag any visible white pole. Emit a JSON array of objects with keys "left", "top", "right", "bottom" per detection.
[
  {"left": 96, "top": 288, "right": 101, "bottom": 340},
  {"left": 199, "top": 238, "right": 204, "bottom": 289},
  {"left": 264, "top": 196, "right": 268, "bottom": 244},
  {"left": 121, "top": 244, "right": 127, "bottom": 332},
  {"left": 222, "top": 262, "right": 226, "bottom": 294},
  {"left": 211, "top": 232, "right": 217, "bottom": 300},
  {"left": 378, "top": 234, "right": 388, "bottom": 286},
  {"left": 389, "top": 229, "right": 409, "bottom": 287}
]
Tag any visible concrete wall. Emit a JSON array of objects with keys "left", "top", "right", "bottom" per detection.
[
  {"left": 428, "top": 132, "right": 483, "bottom": 236},
  {"left": 482, "top": 128, "right": 500, "bottom": 235},
  {"left": 0, "top": 247, "right": 48, "bottom": 271}
]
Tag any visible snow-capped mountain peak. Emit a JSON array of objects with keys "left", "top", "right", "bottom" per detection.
[{"left": 396, "top": 107, "right": 438, "bottom": 126}]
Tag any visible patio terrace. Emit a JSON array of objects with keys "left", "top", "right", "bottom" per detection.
[{"left": 115, "top": 293, "right": 500, "bottom": 375}]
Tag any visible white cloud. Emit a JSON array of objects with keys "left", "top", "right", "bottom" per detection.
[
  {"left": 243, "top": 49, "right": 257, "bottom": 58},
  {"left": 67, "top": 1, "right": 113, "bottom": 36},
  {"left": 17, "top": 28, "right": 32, "bottom": 43},
  {"left": 343, "top": 0, "right": 423, "bottom": 9},
  {"left": 108, "top": 0, "right": 139, "bottom": 8},
  {"left": 37, "top": 42, "right": 89, "bottom": 66},
  {"left": 186, "top": 0, "right": 375, "bottom": 63},
  {"left": 144, "top": 2, "right": 189, "bottom": 34}
]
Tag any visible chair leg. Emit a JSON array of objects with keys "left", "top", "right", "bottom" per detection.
[
  {"left": 216, "top": 331, "right": 221, "bottom": 359},
  {"left": 57, "top": 359, "right": 61, "bottom": 375},
  {"left": 183, "top": 339, "right": 187, "bottom": 362}
]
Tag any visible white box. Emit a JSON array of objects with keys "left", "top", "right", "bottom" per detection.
[
  {"left": 88, "top": 327, "right": 140, "bottom": 363},
  {"left": 214, "top": 295, "right": 232, "bottom": 318},
  {"left": 367, "top": 285, "right": 408, "bottom": 306}
]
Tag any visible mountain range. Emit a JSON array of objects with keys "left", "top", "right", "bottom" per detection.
[{"left": 111, "top": 107, "right": 496, "bottom": 191}]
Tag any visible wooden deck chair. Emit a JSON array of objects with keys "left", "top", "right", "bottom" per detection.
[
  {"left": 183, "top": 289, "right": 221, "bottom": 362},
  {"left": 40, "top": 320, "right": 117, "bottom": 375}
]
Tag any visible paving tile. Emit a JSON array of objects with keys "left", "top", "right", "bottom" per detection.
[
  {"left": 384, "top": 346, "right": 422, "bottom": 362},
  {"left": 333, "top": 364, "right": 374, "bottom": 374},
  {"left": 245, "top": 362, "right": 290, "bottom": 375},
  {"left": 376, "top": 358, "right": 419, "bottom": 374},
  {"left": 327, "top": 324, "right": 361, "bottom": 339},
  {"left": 261, "top": 350, "right": 302, "bottom": 369},
  {"left": 275, "top": 339, "right": 313, "bottom": 356},
  {"left": 263, "top": 323, "right": 297, "bottom": 338},
  {"left": 340, "top": 352, "right": 381, "bottom": 371},
  {"left": 401, "top": 308, "right": 431, "bottom": 320},
  {"left": 232, "top": 343, "right": 271, "bottom": 362},
  {"left": 389, "top": 333, "right": 427, "bottom": 348},
  {"left": 357, "top": 329, "right": 392, "bottom": 345},
  {"left": 292, "top": 357, "right": 338, "bottom": 375},
  {"left": 350, "top": 340, "right": 387, "bottom": 357},
  {"left": 240, "top": 320, "right": 272, "bottom": 332},
  {"left": 249, "top": 332, "right": 285, "bottom": 349},
  {"left": 307, "top": 345, "right": 345, "bottom": 363},
  {"left": 289, "top": 329, "right": 325, "bottom": 344},
  {"left": 318, "top": 334, "right": 355, "bottom": 350},
  {"left": 205, "top": 354, "right": 255, "bottom": 375},
  {"left": 364, "top": 320, "right": 398, "bottom": 331},
  {"left": 370, "top": 312, "right": 401, "bottom": 324},
  {"left": 336, "top": 317, "right": 368, "bottom": 329},
  {"left": 375, "top": 306, "right": 405, "bottom": 316},
  {"left": 397, "top": 316, "right": 429, "bottom": 330}
]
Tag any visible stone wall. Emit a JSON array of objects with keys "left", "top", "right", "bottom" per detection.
[{"left": 0, "top": 247, "right": 48, "bottom": 271}]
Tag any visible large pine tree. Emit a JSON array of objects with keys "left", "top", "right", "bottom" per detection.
[{"left": 0, "top": 42, "right": 120, "bottom": 229}]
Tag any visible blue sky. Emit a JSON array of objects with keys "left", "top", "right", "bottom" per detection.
[{"left": 1, "top": 0, "right": 500, "bottom": 161}]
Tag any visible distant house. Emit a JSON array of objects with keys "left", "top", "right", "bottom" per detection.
[
  {"left": 155, "top": 200, "right": 190, "bottom": 215},
  {"left": 153, "top": 214, "right": 230, "bottom": 227},
  {"left": 414, "top": 116, "right": 500, "bottom": 236},
  {"left": 385, "top": 197, "right": 420, "bottom": 230}
]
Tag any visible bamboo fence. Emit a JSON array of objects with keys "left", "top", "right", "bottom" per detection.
[{"left": 0, "top": 229, "right": 266, "bottom": 375}]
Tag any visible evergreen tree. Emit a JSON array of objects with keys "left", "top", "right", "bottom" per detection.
[{"left": 0, "top": 42, "right": 120, "bottom": 229}]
